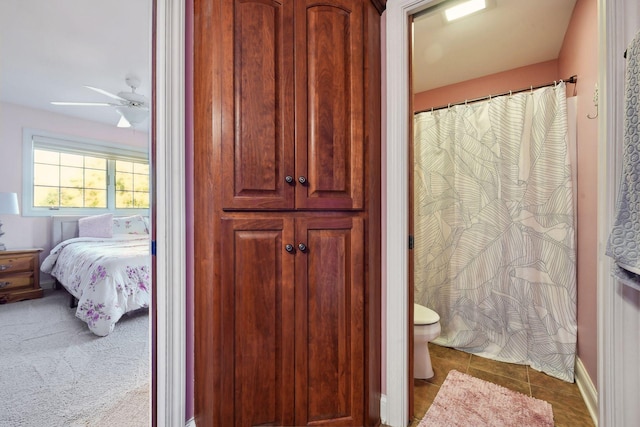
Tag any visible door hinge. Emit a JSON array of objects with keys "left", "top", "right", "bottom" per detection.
[
  {"left": 151, "top": 240, "right": 157, "bottom": 256},
  {"left": 409, "top": 235, "right": 414, "bottom": 250}
]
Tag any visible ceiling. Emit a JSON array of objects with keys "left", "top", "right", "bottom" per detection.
[
  {"left": 0, "top": 0, "right": 151, "bottom": 130},
  {"left": 0, "top": 0, "right": 576, "bottom": 126},
  {"left": 412, "top": 0, "right": 577, "bottom": 93}
]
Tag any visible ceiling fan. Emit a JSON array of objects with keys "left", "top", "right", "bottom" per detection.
[{"left": 51, "top": 74, "right": 149, "bottom": 128}]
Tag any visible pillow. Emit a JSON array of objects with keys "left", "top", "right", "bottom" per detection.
[
  {"left": 78, "top": 213, "right": 114, "bottom": 238},
  {"left": 112, "top": 215, "right": 148, "bottom": 235}
]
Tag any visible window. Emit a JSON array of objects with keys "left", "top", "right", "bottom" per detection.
[{"left": 23, "top": 129, "right": 150, "bottom": 216}]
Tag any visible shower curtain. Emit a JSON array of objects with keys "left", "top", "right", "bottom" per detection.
[{"left": 413, "top": 82, "right": 577, "bottom": 382}]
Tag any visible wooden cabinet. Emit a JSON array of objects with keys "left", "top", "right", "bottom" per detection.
[
  {"left": 221, "top": 0, "right": 364, "bottom": 211},
  {"left": 194, "top": 0, "right": 383, "bottom": 425},
  {"left": 219, "top": 216, "right": 363, "bottom": 426},
  {"left": 0, "top": 249, "right": 43, "bottom": 304}
]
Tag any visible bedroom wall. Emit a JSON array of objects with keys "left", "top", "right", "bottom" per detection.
[
  {"left": 411, "top": 0, "right": 598, "bottom": 389},
  {"left": 0, "top": 102, "right": 149, "bottom": 285}
]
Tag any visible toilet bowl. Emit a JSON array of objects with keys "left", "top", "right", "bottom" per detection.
[{"left": 414, "top": 303, "right": 441, "bottom": 379}]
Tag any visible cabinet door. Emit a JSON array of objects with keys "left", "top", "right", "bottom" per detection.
[
  {"left": 294, "top": 216, "right": 364, "bottom": 426},
  {"left": 220, "top": 217, "right": 295, "bottom": 426},
  {"left": 221, "top": 0, "right": 295, "bottom": 210},
  {"left": 295, "top": 0, "right": 364, "bottom": 210}
]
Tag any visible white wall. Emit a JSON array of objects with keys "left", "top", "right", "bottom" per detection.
[{"left": 0, "top": 102, "right": 148, "bottom": 284}]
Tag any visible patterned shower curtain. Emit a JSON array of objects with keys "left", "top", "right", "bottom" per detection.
[{"left": 413, "top": 82, "right": 577, "bottom": 382}]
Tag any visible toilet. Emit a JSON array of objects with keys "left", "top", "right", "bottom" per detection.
[{"left": 414, "top": 303, "right": 441, "bottom": 379}]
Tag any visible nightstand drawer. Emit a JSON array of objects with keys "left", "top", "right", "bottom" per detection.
[
  {"left": 0, "top": 248, "right": 43, "bottom": 304},
  {"left": 0, "top": 272, "right": 33, "bottom": 291},
  {"left": 0, "top": 254, "right": 35, "bottom": 274}
]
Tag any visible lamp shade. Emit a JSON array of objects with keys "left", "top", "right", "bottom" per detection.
[{"left": 0, "top": 192, "right": 20, "bottom": 215}]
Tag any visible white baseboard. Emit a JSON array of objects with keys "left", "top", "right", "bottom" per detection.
[
  {"left": 185, "top": 417, "right": 196, "bottom": 427},
  {"left": 575, "top": 357, "right": 598, "bottom": 426},
  {"left": 380, "top": 394, "right": 388, "bottom": 425}
]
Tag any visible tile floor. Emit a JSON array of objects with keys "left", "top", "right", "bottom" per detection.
[{"left": 407, "top": 343, "right": 595, "bottom": 427}]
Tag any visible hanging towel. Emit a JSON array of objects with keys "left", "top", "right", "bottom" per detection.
[{"left": 606, "top": 29, "right": 640, "bottom": 290}]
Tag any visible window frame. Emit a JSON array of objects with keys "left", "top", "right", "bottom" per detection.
[{"left": 22, "top": 128, "right": 150, "bottom": 217}]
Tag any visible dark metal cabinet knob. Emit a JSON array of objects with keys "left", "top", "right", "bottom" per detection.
[
  {"left": 285, "top": 244, "right": 294, "bottom": 253},
  {"left": 298, "top": 243, "right": 307, "bottom": 252},
  {"left": 298, "top": 176, "right": 307, "bottom": 185},
  {"left": 285, "top": 175, "right": 294, "bottom": 184}
]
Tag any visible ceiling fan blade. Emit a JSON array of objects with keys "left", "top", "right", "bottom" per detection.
[
  {"left": 51, "top": 101, "right": 112, "bottom": 106},
  {"left": 84, "top": 85, "right": 126, "bottom": 101},
  {"left": 117, "top": 115, "right": 132, "bottom": 128}
]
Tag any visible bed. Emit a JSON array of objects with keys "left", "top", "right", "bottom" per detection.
[{"left": 41, "top": 214, "right": 151, "bottom": 336}]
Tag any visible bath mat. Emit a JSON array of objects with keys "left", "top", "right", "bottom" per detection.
[{"left": 418, "top": 370, "right": 554, "bottom": 427}]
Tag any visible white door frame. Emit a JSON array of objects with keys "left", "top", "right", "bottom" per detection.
[
  {"left": 597, "top": 1, "right": 639, "bottom": 426},
  {"left": 385, "top": 1, "right": 443, "bottom": 425},
  {"left": 155, "top": 1, "right": 187, "bottom": 426}
]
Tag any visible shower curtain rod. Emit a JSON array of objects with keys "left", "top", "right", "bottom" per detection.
[{"left": 415, "top": 75, "right": 578, "bottom": 115}]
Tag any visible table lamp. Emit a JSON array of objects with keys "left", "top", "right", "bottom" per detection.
[{"left": 0, "top": 192, "right": 20, "bottom": 251}]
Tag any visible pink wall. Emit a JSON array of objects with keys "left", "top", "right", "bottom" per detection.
[
  {"left": 0, "top": 102, "right": 148, "bottom": 282},
  {"left": 558, "top": 0, "right": 599, "bottom": 387},
  {"left": 414, "top": 60, "right": 560, "bottom": 112},
  {"left": 411, "top": 0, "right": 598, "bottom": 387}
]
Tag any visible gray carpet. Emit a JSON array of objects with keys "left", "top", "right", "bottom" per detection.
[{"left": 0, "top": 289, "right": 150, "bottom": 426}]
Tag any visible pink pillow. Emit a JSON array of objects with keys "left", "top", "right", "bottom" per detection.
[{"left": 78, "top": 213, "right": 113, "bottom": 238}]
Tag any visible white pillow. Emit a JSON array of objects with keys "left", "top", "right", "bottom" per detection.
[
  {"left": 112, "top": 215, "right": 148, "bottom": 235},
  {"left": 78, "top": 213, "right": 114, "bottom": 238}
]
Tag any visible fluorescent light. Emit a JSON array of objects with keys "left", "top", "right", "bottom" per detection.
[{"left": 445, "top": 0, "right": 486, "bottom": 22}]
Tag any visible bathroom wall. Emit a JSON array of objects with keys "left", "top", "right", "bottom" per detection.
[
  {"left": 411, "top": 0, "right": 599, "bottom": 388},
  {"left": 413, "top": 59, "right": 560, "bottom": 112},
  {"left": 557, "top": 0, "right": 599, "bottom": 388}
]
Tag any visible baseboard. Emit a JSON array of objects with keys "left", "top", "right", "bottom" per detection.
[
  {"left": 380, "top": 394, "right": 387, "bottom": 424},
  {"left": 575, "top": 357, "right": 598, "bottom": 426},
  {"left": 185, "top": 417, "right": 196, "bottom": 427}
]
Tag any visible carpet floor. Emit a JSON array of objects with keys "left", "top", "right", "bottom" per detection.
[
  {"left": 418, "top": 370, "right": 554, "bottom": 427},
  {"left": 0, "top": 289, "right": 150, "bottom": 427}
]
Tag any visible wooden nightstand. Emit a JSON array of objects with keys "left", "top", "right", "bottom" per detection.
[{"left": 0, "top": 248, "right": 43, "bottom": 304}]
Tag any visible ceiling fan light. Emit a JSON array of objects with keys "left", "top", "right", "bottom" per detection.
[
  {"left": 117, "top": 115, "right": 131, "bottom": 128},
  {"left": 116, "top": 106, "right": 147, "bottom": 127}
]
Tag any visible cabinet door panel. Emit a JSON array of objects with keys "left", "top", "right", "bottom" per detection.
[
  {"left": 222, "top": 0, "right": 295, "bottom": 210},
  {"left": 220, "top": 217, "right": 295, "bottom": 426},
  {"left": 295, "top": 0, "right": 364, "bottom": 210},
  {"left": 295, "top": 217, "right": 364, "bottom": 426}
]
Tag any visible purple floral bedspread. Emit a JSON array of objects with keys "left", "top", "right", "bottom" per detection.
[{"left": 41, "top": 235, "right": 150, "bottom": 336}]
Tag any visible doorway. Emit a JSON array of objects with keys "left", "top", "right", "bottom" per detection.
[{"left": 386, "top": 0, "right": 583, "bottom": 426}]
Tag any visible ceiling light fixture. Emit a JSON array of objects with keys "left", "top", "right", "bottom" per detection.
[
  {"left": 116, "top": 105, "right": 147, "bottom": 128},
  {"left": 444, "top": 0, "right": 486, "bottom": 22}
]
